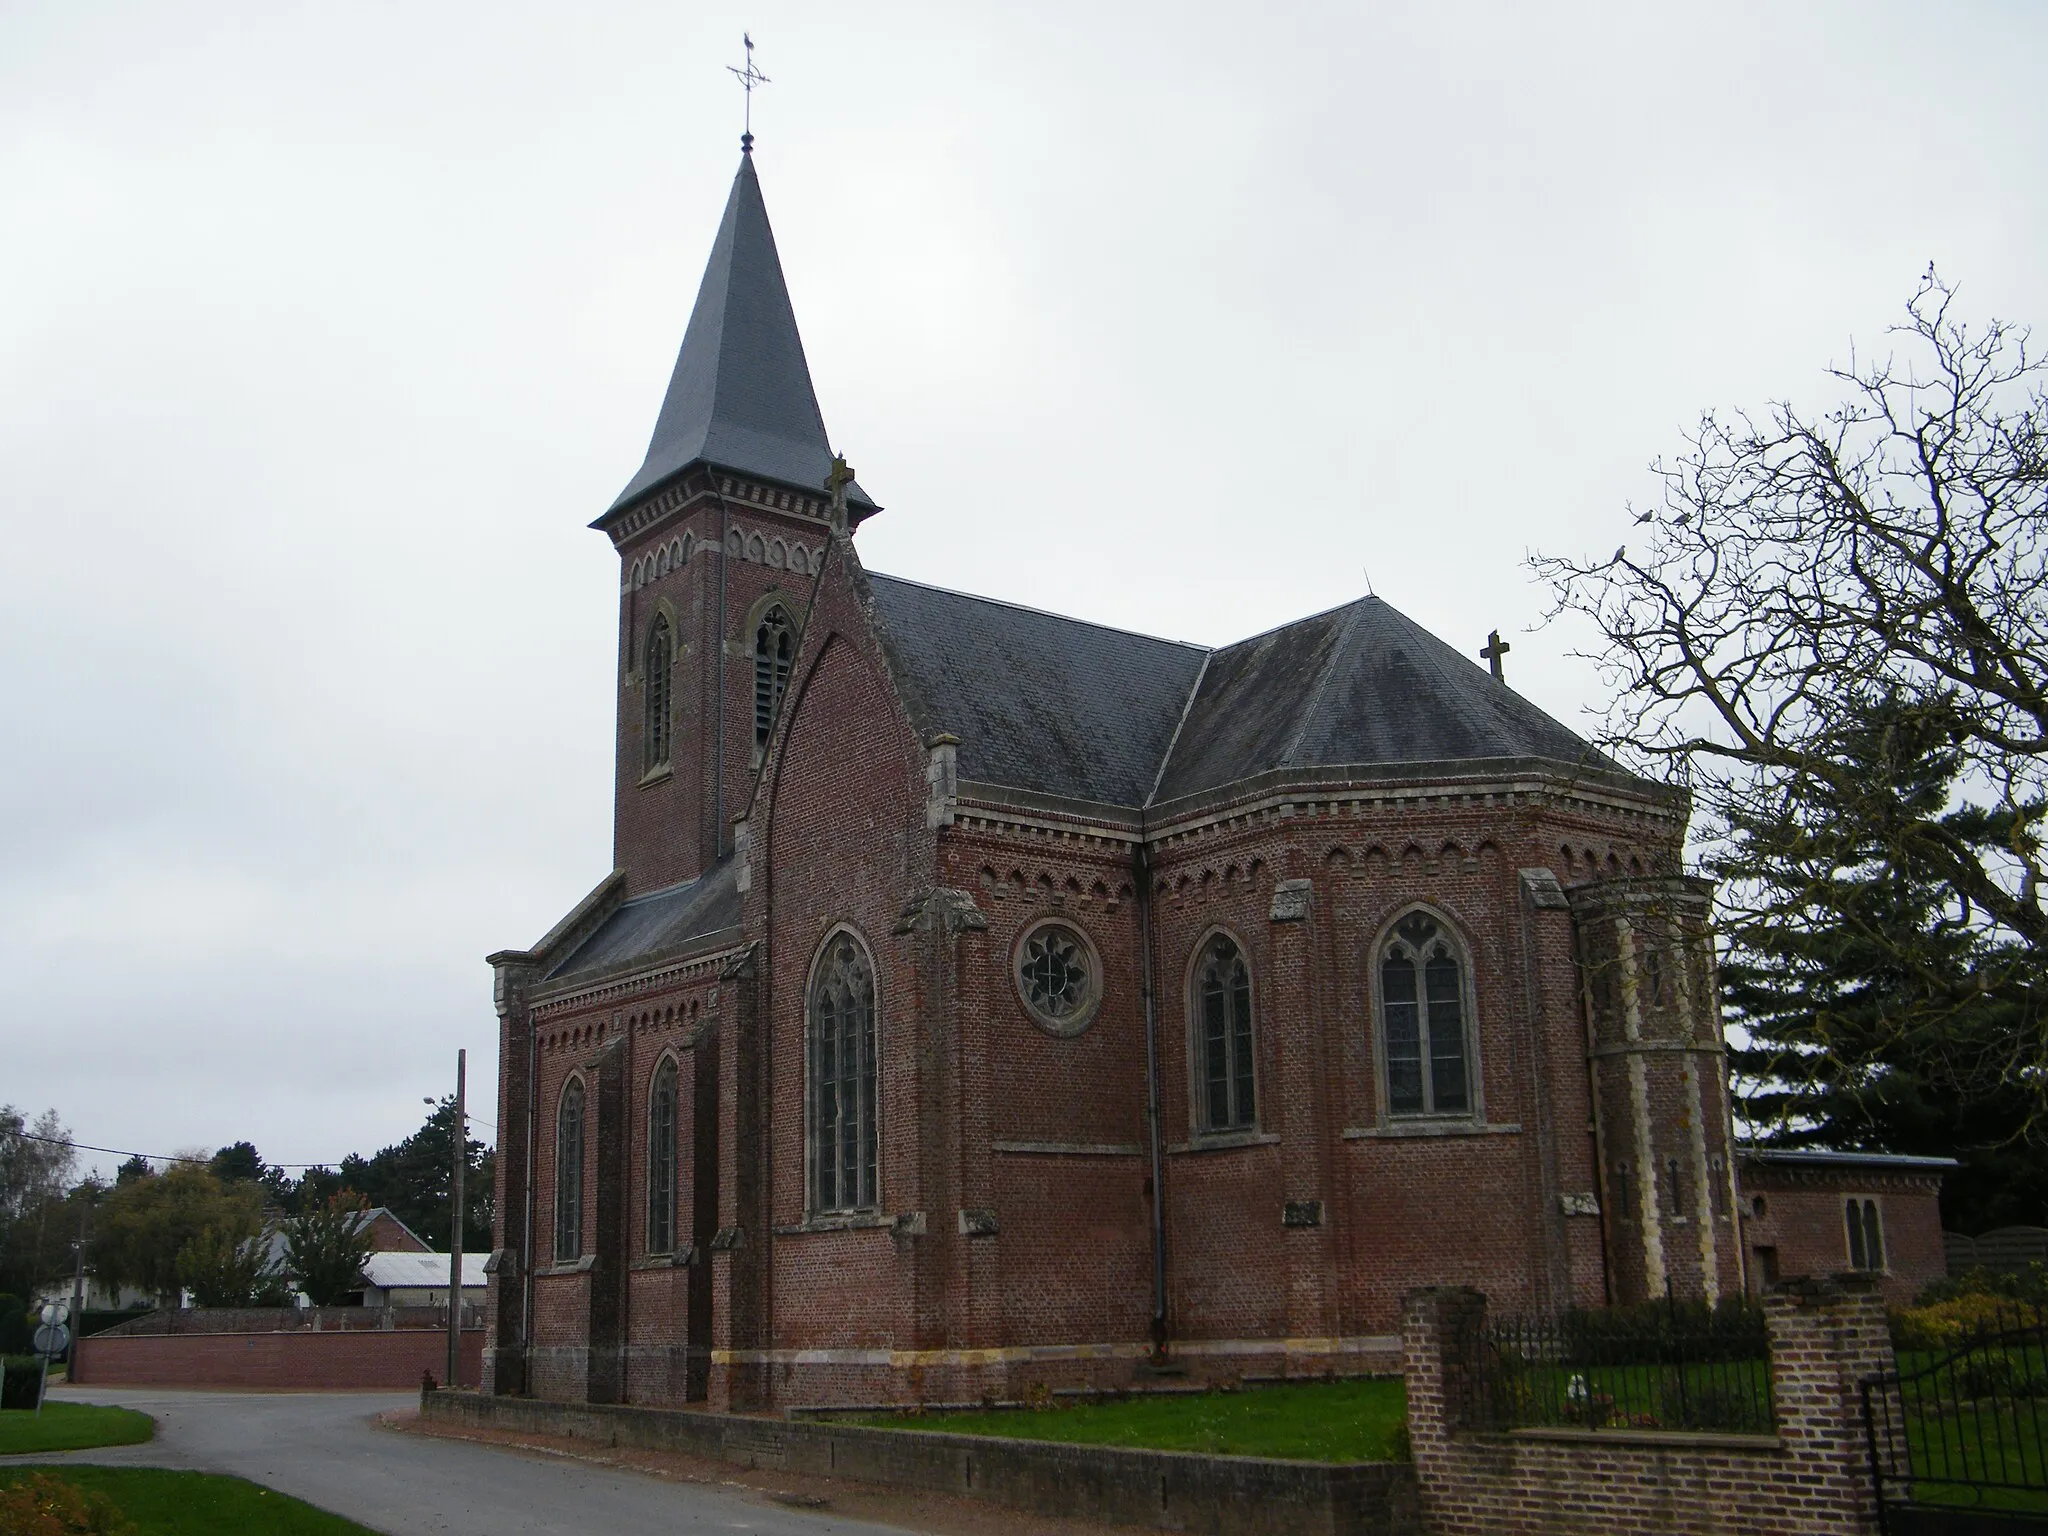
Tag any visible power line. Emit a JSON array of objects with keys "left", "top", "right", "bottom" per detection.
[{"left": 5, "top": 1127, "right": 493, "bottom": 1171}]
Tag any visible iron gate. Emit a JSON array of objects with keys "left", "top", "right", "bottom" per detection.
[{"left": 1864, "top": 1312, "right": 2048, "bottom": 1534}]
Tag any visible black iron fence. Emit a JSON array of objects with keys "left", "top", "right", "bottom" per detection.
[
  {"left": 1866, "top": 1303, "right": 2048, "bottom": 1527},
  {"left": 1474, "top": 1299, "right": 1775, "bottom": 1434}
]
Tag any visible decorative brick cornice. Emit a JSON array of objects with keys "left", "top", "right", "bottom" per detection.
[{"left": 529, "top": 941, "right": 740, "bottom": 1018}]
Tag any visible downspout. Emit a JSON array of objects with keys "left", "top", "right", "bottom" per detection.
[
  {"left": 522, "top": 1002, "right": 537, "bottom": 1378},
  {"left": 1135, "top": 650, "right": 1206, "bottom": 1360},
  {"left": 1134, "top": 836, "right": 1169, "bottom": 1358}
]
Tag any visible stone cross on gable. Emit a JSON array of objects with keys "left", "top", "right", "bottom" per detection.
[
  {"left": 825, "top": 454, "right": 856, "bottom": 530},
  {"left": 1480, "top": 629, "right": 1511, "bottom": 684}
]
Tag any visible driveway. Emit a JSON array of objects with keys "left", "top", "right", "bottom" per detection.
[{"left": 11, "top": 1385, "right": 919, "bottom": 1536}]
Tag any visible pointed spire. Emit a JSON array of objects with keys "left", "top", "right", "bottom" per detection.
[{"left": 605, "top": 155, "right": 874, "bottom": 519}]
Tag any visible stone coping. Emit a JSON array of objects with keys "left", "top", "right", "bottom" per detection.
[{"left": 1502, "top": 1426, "right": 1783, "bottom": 1452}]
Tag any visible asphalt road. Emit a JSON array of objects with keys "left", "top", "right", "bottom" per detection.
[{"left": 10, "top": 1385, "right": 921, "bottom": 1536}]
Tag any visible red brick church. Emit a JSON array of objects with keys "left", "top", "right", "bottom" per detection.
[{"left": 480, "top": 145, "right": 1947, "bottom": 1411}]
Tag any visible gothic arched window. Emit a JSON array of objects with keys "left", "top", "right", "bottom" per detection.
[
  {"left": 555, "top": 1077, "right": 585, "bottom": 1262},
  {"left": 753, "top": 607, "right": 794, "bottom": 749},
  {"left": 647, "top": 1059, "right": 677, "bottom": 1254},
  {"left": 1379, "top": 910, "right": 1473, "bottom": 1118},
  {"left": 808, "top": 930, "right": 878, "bottom": 1213},
  {"left": 644, "top": 614, "right": 673, "bottom": 770},
  {"left": 1194, "top": 934, "right": 1256, "bottom": 1132},
  {"left": 1847, "top": 1198, "right": 1885, "bottom": 1271}
]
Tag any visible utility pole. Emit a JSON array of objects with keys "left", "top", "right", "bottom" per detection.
[
  {"left": 68, "top": 1205, "right": 89, "bottom": 1383},
  {"left": 447, "top": 1048, "right": 466, "bottom": 1389}
]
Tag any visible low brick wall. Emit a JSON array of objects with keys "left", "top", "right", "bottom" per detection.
[
  {"left": 420, "top": 1391, "right": 1419, "bottom": 1535},
  {"left": 76, "top": 1327, "right": 484, "bottom": 1390},
  {"left": 1403, "top": 1278, "right": 1891, "bottom": 1536},
  {"left": 92, "top": 1306, "right": 459, "bottom": 1336}
]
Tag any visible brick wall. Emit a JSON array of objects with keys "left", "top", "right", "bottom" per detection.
[
  {"left": 424, "top": 1388, "right": 1421, "bottom": 1536},
  {"left": 1403, "top": 1277, "right": 1893, "bottom": 1535},
  {"left": 76, "top": 1327, "right": 483, "bottom": 1390},
  {"left": 1739, "top": 1162, "right": 1946, "bottom": 1306},
  {"left": 90, "top": 1307, "right": 457, "bottom": 1335}
]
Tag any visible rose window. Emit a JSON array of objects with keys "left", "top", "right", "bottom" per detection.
[{"left": 1016, "top": 923, "right": 1099, "bottom": 1035}]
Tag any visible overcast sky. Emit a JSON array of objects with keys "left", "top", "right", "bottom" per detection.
[{"left": 3, "top": 1, "right": 2043, "bottom": 1183}]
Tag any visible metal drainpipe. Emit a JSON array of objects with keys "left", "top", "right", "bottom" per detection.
[
  {"left": 1134, "top": 836, "right": 1169, "bottom": 1358},
  {"left": 521, "top": 993, "right": 537, "bottom": 1379}
]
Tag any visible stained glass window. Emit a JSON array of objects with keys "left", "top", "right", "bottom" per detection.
[
  {"left": 1379, "top": 911, "right": 1472, "bottom": 1118},
  {"left": 1197, "top": 936, "right": 1256, "bottom": 1131},
  {"left": 808, "top": 932, "right": 877, "bottom": 1213},
  {"left": 1018, "top": 924, "right": 1095, "bottom": 1032},
  {"left": 647, "top": 1060, "right": 677, "bottom": 1254},
  {"left": 555, "top": 1078, "right": 584, "bottom": 1262}
]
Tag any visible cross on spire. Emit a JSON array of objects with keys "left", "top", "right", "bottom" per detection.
[
  {"left": 1480, "top": 629, "right": 1511, "bottom": 684},
  {"left": 728, "top": 33, "right": 770, "bottom": 153}
]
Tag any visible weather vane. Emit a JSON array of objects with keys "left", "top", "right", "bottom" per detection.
[{"left": 728, "top": 33, "right": 770, "bottom": 153}]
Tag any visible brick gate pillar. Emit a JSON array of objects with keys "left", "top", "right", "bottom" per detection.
[{"left": 1764, "top": 1274, "right": 1895, "bottom": 1535}]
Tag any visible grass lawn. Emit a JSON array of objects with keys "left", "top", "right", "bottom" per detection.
[
  {"left": 0, "top": 1402, "right": 155, "bottom": 1455},
  {"left": 851, "top": 1377, "right": 1408, "bottom": 1462},
  {"left": 0, "top": 1468, "right": 383, "bottom": 1535},
  {"left": 1872, "top": 1344, "right": 2048, "bottom": 1513},
  {"left": 1497, "top": 1358, "right": 1775, "bottom": 1434}
]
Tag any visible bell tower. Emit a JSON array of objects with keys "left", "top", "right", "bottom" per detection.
[{"left": 592, "top": 144, "right": 878, "bottom": 895}]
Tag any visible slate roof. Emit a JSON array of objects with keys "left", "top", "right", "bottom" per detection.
[
  {"left": 544, "top": 858, "right": 741, "bottom": 984},
  {"left": 1152, "top": 596, "right": 1617, "bottom": 803},
  {"left": 1737, "top": 1147, "right": 1960, "bottom": 1172},
  {"left": 868, "top": 574, "right": 1208, "bottom": 808},
  {"left": 864, "top": 580, "right": 1614, "bottom": 810},
  {"left": 606, "top": 153, "right": 874, "bottom": 518}
]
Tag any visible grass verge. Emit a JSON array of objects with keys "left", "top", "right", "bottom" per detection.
[
  {"left": 0, "top": 1468, "right": 383, "bottom": 1535},
  {"left": 849, "top": 1377, "right": 1408, "bottom": 1462},
  {"left": 0, "top": 1403, "right": 154, "bottom": 1455}
]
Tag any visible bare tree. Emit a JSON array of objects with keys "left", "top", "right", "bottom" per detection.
[{"left": 1533, "top": 270, "right": 2048, "bottom": 1111}]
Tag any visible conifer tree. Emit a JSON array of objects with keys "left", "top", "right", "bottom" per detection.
[{"left": 1720, "top": 696, "right": 2048, "bottom": 1230}]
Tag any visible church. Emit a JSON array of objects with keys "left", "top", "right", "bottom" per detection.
[{"left": 479, "top": 143, "right": 1949, "bottom": 1411}]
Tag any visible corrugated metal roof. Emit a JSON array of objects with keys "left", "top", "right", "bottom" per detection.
[
  {"left": 607, "top": 153, "right": 874, "bottom": 517},
  {"left": 360, "top": 1252, "right": 488, "bottom": 1289},
  {"left": 544, "top": 858, "right": 741, "bottom": 983}
]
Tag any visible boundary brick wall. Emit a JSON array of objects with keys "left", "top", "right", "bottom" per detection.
[
  {"left": 75, "top": 1327, "right": 484, "bottom": 1390},
  {"left": 90, "top": 1307, "right": 460, "bottom": 1336},
  {"left": 1403, "top": 1278, "right": 1892, "bottom": 1536},
  {"left": 420, "top": 1388, "right": 1420, "bottom": 1536}
]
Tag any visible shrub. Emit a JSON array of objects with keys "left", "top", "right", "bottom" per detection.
[
  {"left": 0, "top": 1296, "right": 29, "bottom": 1357},
  {"left": 2, "top": 1356, "right": 45, "bottom": 1410},
  {"left": 1891, "top": 1292, "right": 2045, "bottom": 1353},
  {"left": 1916, "top": 1263, "right": 2048, "bottom": 1307},
  {"left": 0, "top": 1472, "right": 135, "bottom": 1534}
]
